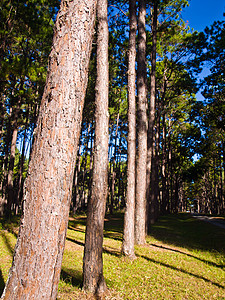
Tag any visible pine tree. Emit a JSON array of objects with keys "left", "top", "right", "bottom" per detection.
[
  {"left": 1, "top": 0, "right": 97, "bottom": 298},
  {"left": 122, "top": 0, "right": 137, "bottom": 258},
  {"left": 83, "top": 0, "right": 109, "bottom": 295}
]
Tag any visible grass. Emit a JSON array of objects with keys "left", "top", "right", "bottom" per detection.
[{"left": 0, "top": 213, "right": 224, "bottom": 299}]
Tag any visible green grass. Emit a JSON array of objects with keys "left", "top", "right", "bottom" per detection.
[{"left": 0, "top": 213, "right": 224, "bottom": 299}]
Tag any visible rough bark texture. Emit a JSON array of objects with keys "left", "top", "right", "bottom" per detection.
[
  {"left": 1, "top": 1, "right": 97, "bottom": 299},
  {"left": 135, "top": 0, "right": 147, "bottom": 245},
  {"left": 122, "top": 0, "right": 137, "bottom": 258},
  {"left": 83, "top": 0, "right": 109, "bottom": 295}
]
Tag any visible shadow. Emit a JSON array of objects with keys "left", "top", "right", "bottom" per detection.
[
  {"left": 103, "top": 245, "right": 121, "bottom": 257},
  {"left": 60, "top": 268, "right": 83, "bottom": 288},
  {"left": 150, "top": 214, "right": 225, "bottom": 254},
  {"left": 67, "top": 226, "right": 86, "bottom": 234},
  {"left": 68, "top": 213, "right": 124, "bottom": 241},
  {"left": 103, "top": 231, "right": 123, "bottom": 242},
  {"left": 68, "top": 216, "right": 87, "bottom": 229},
  {"left": 66, "top": 237, "right": 121, "bottom": 257},
  {"left": 66, "top": 237, "right": 84, "bottom": 247},
  {"left": 150, "top": 243, "right": 225, "bottom": 269},
  {"left": 104, "top": 213, "right": 124, "bottom": 234},
  {"left": 0, "top": 268, "right": 5, "bottom": 297},
  {"left": 1, "top": 215, "right": 20, "bottom": 237},
  {"left": 0, "top": 231, "right": 15, "bottom": 255},
  {"left": 138, "top": 253, "right": 225, "bottom": 289}
]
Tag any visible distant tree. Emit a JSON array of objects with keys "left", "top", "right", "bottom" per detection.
[
  {"left": 146, "top": 0, "right": 158, "bottom": 231},
  {"left": 135, "top": 0, "right": 148, "bottom": 245},
  {"left": 0, "top": 0, "right": 60, "bottom": 215},
  {"left": 1, "top": 0, "right": 97, "bottom": 298},
  {"left": 83, "top": 0, "right": 109, "bottom": 295},
  {"left": 122, "top": 0, "right": 137, "bottom": 258}
]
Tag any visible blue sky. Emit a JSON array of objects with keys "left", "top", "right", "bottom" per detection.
[
  {"left": 181, "top": 1, "right": 225, "bottom": 101},
  {"left": 182, "top": 0, "right": 225, "bottom": 32}
]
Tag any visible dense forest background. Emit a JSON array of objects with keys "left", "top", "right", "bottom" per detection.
[{"left": 0, "top": 0, "right": 224, "bottom": 219}]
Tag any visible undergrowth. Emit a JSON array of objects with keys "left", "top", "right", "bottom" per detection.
[{"left": 0, "top": 213, "right": 224, "bottom": 299}]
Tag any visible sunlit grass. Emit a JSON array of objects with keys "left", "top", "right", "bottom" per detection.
[{"left": 0, "top": 213, "right": 224, "bottom": 299}]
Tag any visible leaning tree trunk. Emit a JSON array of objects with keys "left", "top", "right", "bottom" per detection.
[
  {"left": 122, "top": 0, "right": 137, "bottom": 259},
  {"left": 1, "top": 1, "right": 97, "bottom": 299},
  {"left": 83, "top": 0, "right": 109, "bottom": 295}
]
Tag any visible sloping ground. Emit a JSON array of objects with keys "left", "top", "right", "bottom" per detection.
[{"left": 0, "top": 213, "right": 224, "bottom": 299}]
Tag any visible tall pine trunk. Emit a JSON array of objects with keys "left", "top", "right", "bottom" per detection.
[
  {"left": 110, "top": 110, "right": 120, "bottom": 214},
  {"left": 135, "top": 0, "right": 147, "bottom": 245},
  {"left": 146, "top": 0, "right": 158, "bottom": 232},
  {"left": 1, "top": 1, "right": 97, "bottom": 299},
  {"left": 122, "top": 0, "right": 137, "bottom": 258},
  {"left": 83, "top": 0, "right": 109, "bottom": 294}
]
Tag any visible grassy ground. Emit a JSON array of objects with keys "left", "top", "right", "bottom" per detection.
[{"left": 0, "top": 213, "right": 224, "bottom": 299}]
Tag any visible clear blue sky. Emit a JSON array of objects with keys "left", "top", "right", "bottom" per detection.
[
  {"left": 181, "top": 0, "right": 225, "bottom": 101},
  {"left": 182, "top": 0, "right": 225, "bottom": 32}
]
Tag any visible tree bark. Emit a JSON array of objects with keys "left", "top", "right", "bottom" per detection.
[
  {"left": 122, "top": 0, "right": 137, "bottom": 259},
  {"left": 135, "top": 0, "right": 147, "bottom": 245},
  {"left": 6, "top": 125, "right": 18, "bottom": 216},
  {"left": 1, "top": 1, "right": 97, "bottom": 299},
  {"left": 110, "top": 109, "right": 120, "bottom": 214},
  {"left": 83, "top": 0, "right": 109, "bottom": 295},
  {"left": 146, "top": 0, "right": 158, "bottom": 232}
]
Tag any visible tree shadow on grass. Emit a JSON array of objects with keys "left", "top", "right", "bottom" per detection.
[
  {"left": 68, "top": 212, "right": 124, "bottom": 244},
  {"left": 0, "top": 269, "right": 5, "bottom": 297},
  {"left": 104, "top": 213, "right": 124, "bottom": 234},
  {"left": 150, "top": 214, "right": 225, "bottom": 254},
  {"left": 66, "top": 237, "right": 121, "bottom": 257},
  {"left": 60, "top": 269, "right": 83, "bottom": 288},
  {"left": 103, "top": 213, "right": 124, "bottom": 242},
  {"left": 103, "top": 230, "right": 123, "bottom": 242},
  {"left": 66, "top": 237, "right": 84, "bottom": 247},
  {"left": 137, "top": 253, "right": 225, "bottom": 289},
  {"left": 149, "top": 243, "right": 225, "bottom": 269},
  {"left": 0, "top": 230, "right": 17, "bottom": 297},
  {"left": 67, "top": 226, "right": 86, "bottom": 234},
  {"left": 1, "top": 230, "right": 16, "bottom": 256}
]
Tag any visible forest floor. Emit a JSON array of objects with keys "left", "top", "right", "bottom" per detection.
[{"left": 0, "top": 212, "right": 224, "bottom": 299}]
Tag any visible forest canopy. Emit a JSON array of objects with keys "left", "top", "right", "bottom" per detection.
[
  {"left": 0, "top": 0, "right": 224, "bottom": 218},
  {"left": 0, "top": 0, "right": 224, "bottom": 298}
]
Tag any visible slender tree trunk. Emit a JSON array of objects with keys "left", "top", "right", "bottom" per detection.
[
  {"left": 154, "top": 100, "right": 160, "bottom": 218},
  {"left": 160, "top": 71, "right": 167, "bottom": 215},
  {"left": 223, "top": 142, "right": 225, "bottom": 213},
  {"left": 1, "top": 1, "right": 97, "bottom": 299},
  {"left": 71, "top": 144, "right": 81, "bottom": 213},
  {"left": 122, "top": 0, "right": 137, "bottom": 259},
  {"left": 167, "top": 116, "right": 172, "bottom": 213},
  {"left": 6, "top": 123, "right": 18, "bottom": 216},
  {"left": 16, "top": 127, "right": 26, "bottom": 214},
  {"left": 110, "top": 110, "right": 120, "bottom": 214},
  {"left": 146, "top": 0, "right": 157, "bottom": 232},
  {"left": 16, "top": 108, "right": 30, "bottom": 214},
  {"left": 135, "top": 0, "right": 147, "bottom": 245},
  {"left": 161, "top": 112, "right": 167, "bottom": 214},
  {"left": 83, "top": 0, "right": 109, "bottom": 294},
  {"left": 87, "top": 121, "right": 94, "bottom": 204}
]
